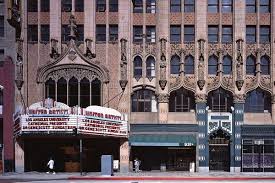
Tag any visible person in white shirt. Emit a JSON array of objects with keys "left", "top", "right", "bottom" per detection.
[{"left": 46, "top": 157, "right": 55, "bottom": 174}]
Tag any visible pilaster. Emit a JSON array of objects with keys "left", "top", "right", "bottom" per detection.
[
  {"left": 14, "top": 140, "right": 24, "bottom": 173},
  {"left": 119, "top": 139, "right": 130, "bottom": 173}
]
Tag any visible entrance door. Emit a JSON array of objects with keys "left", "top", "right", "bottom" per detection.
[{"left": 209, "top": 129, "right": 230, "bottom": 171}]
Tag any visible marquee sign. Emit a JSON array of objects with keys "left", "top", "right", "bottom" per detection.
[{"left": 14, "top": 98, "right": 128, "bottom": 137}]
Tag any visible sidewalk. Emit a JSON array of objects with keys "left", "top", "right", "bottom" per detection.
[{"left": 0, "top": 171, "right": 275, "bottom": 181}]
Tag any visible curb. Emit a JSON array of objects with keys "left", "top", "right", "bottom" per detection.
[{"left": 68, "top": 176, "right": 275, "bottom": 181}]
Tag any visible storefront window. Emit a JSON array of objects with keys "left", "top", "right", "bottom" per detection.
[
  {"left": 242, "top": 139, "right": 275, "bottom": 172},
  {"left": 169, "top": 88, "right": 195, "bottom": 112},
  {"left": 207, "top": 88, "right": 233, "bottom": 112},
  {"left": 131, "top": 90, "right": 157, "bottom": 112},
  {"left": 244, "top": 88, "right": 271, "bottom": 112}
]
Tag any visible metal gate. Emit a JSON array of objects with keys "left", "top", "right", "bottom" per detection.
[{"left": 209, "top": 130, "right": 230, "bottom": 171}]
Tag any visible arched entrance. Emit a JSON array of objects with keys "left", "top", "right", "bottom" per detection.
[{"left": 209, "top": 129, "right": 230, "bottom": 171}]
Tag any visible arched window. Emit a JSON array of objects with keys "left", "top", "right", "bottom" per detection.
[
  {"left": 223, "top": 55, "right": 232, "bottom": 75},
  {"left": 170, "top": 55, "right": 180, "bottom": 74},
  {"left": 131, "top": 89, "right": 157, "bottom": 112},
  {"left": 91, "top": 79, "right": 101, "bottom": 106},
  {"left": 69, "top": 77, "right": 78, "bottom": 106},
  {"left": 57, "top": 78, "right": 67, "bottom": 104},
  {"left": 169, "top": 88, "right": 195, "bottom": 112},
  {"left": 207, "top": 88, "right": 233, "bottom": 112},
  {"left": 133, "top": 56, "right": 142, "bottom": 78},
  {"left": 146, "top": 56, "right": 156, "bottom": 77},
  {"left": 246, "top": 55, "right": 256, "bottom": 75},
  {"left": 184, "top": 55, "right": 194, "bottom": 74},
  {"left": 245, "top": 88, "right": 271, "bottom": 112},
  {"left": 45, "top": 78, "right": 56, "bottom": 100},
  {"left": 80, "top": 78, "right": 90, "bottom": 108},
  {"left": 261, "top": 56, "right": 270, "bottom": 75},
  {"left": 208, "top": 55, "right": 218, "bottom": 75}
]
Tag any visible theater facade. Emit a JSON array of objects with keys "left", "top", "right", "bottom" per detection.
[{"left": 7, "top": 0, "right": 275, "bottom": 172}]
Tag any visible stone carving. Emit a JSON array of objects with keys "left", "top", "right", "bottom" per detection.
[
  {"left": 184, "top": 43, "right": 195, "bottom": 56},
  {"left": 208, "top": 43, "right": 219, "bottom": 55},
  {"left": 195, "top": 93, "right": 207, "bottom": 103},
  {"left": 260, "top": 76, "right": 271, "bottom": 91},
  {"left": 68, "top": 50, "right": 77, "bottom": 61},
  {"left": 159, "top": 38, "right": 167, "bottom": 90},
  {"left": 157, "top": 93, "right": 169, "bottom": 103},
  {"left": 222, "top": 76, "right": 234, "bottom": 92},
  {"left": 207, "top": 76, "right": 220, "bottom": 92},
  {"left": 145, "top": 43, "right": 156, "bottom": 56},
  {"left": 233, "top": 94, "right": 246, "bottom": 103},
  {"left": 15, "top": 39, "right": 24, "bottom": 90},
  {"left": 183, "top": 76, "right": 196, "bottom": 92},
  {"left": 68, "top": 14, "right": 77, "bottom": 40},
  {"left": 85, "top": 38, "right": 96, "bottom": 59},
  {"left": 245, "top": 76, "right": 257, "bottom": 91},
  {"left": 133, "top": 43, "right": 143, "bottom": 55},
  {"left": 170, "top": 43, "right": 181, "bottom": 56},
  {"left": 221, "top": 43, "right": 233, "bottom": 56},
  {"left": 246, "top": 43, "right": 257, "bottom": 57},
  {"left": 170, "top": 75, "right": 181, "bottom": 90},
  {"left": 50, "top": 38, "right": 60, "bottom": 59},
  {"left": 259, "top": 43, "right": 271, "bottom": 57},
  {"left": 236, "top": 39, "right": 244, "bottom": 91},
  {"left": 47, "top": 68, "right": 100, "bottom": 82},
  {"left": 120, "top": 38, "right": 128, "bottom": 91},
  {"left": 197, "top": 39, "right": 206, "bottom": 90}
]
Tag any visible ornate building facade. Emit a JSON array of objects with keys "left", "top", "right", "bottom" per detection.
[{"left": 7, "top": 0, "right": 275, "bottom": 172}]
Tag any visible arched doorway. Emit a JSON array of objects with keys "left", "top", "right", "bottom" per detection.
[{"left": 209, "top": 129, "right": 230, "bottom": 171}]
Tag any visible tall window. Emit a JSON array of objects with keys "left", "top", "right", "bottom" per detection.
[
  {"left": 184, "top": 55, "right": 194, "bottom": 74},
  {"left": 146, "top": 56, "right": 155, "bottom": 77},
  {"left": 260, "top": 26, "right": 270, "bottom": 43},
  {"left": 133, "top": 26, "right": 143, "bottom": 43},
  {"left": 133, "top": 56, "right": 142, "bottom": 78},
  {"left": 96, "top": 0, "right": 106, "bottom": 12},
  {"left": 171, "top": 55, "right": 180, "bottom": 74},
  {"left": 0, "top": 16, "right": 4, "bottom": 37},
  {"left": 246, "top": 55, "right": 256, "bottom": 75},
  {"left": 61, "top": 0, "right": 72, "bottom": 12},
  {"left": 27, "top": 0, "right": 38, "bottom": 12},
  {"left": 45, "top": 79, "right": 55, "bottom": 99},
  {"left": 170, "top": 0, "right": 181, "bottom": 12},
  {"left": 184, "top": 25, "right": 195, "bottom": 42},
  {"left": 40, "top": 25, "right": 50, "bottom": 42},
  {"left": 131, "top": 90, "right": 157, "bottom": 112},
  {"left": 61, "top": 24, "right": 70, "bottom": 42},
  {"left": 208, "top": 55, "right": 218, "bottom": 75},
  {"left": 109, "top": 0, "right": 118, "bottom": 12},
  {"left": 221, "top": 0, "right": 232, "bottom": 13},
  {"left": 28, "top": 25, "right": 38, "bottom": 42},
  {"left": 109, "top": 25, "right": 118, "bottom": 41},
  {"left": 245, "top": 88, "right": 271, "bottom": 112},
  {"left": 170, "top": 25, "right": 181, "bottom": 43},
  {"left": 184, "top": 0, "right": 195, "bottom": 12},
  {"left": 222, "top": 26, "right": 232, "bottom": 43},
  {"left": 46, "top": 77, "right": 101, "bottom": 107},
  {"left": 75, "top": 0, "right": 84, "bottom": 12},
  {"left": 96, "top": 25, "right": 106, "bottom": 42},
  {"left": 41, "top": 0, "right": 50, "bottom": 12},
  {"left": 169, "top": 88, "right": 195, "bottom": 112},
  {"left": 260, "top": 0, "right": 270, "bottom": 13},
  {"left": 246, "top": 0, "right": 256, "bottom": 13},
  {"left": 207, "top": 88, "right": 233, "bottom": 112},
  {"left": 208, "top": 26, "right": 219, "bottom": 43},
  {"left": 208, "top": 0, "right": 219, "bottom": 13},
  {"left": 261, "top": 56, "right": 270, "bottom": 75},
  {"left": 76, "top": 25, "right": 84, "bottom": 42},
  {"left": 146, "top": 26, "right": 156, "bottom": 43},
  {"left": 223, "top": 55, "right": 232, "bottom": 74},
  {"left": 133, "top": 0, "right": 143, "bottom": 13},
  {"left": 146, "top": 0, "right": 156, "bottom": 13},
  {"left": 246, "top": 26, "right": 256, "bottom": 43}
]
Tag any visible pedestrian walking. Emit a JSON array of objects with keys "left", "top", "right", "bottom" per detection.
[
  {"left": 134, "top": 158, "right": 141, "bottom": 172},
  {"left": 46, "top": 157, "right": 55, "bottom": 174}
]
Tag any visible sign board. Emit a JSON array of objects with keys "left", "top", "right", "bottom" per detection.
[{"left": 16, "top": 98, "right": 128, "bottom": 137}]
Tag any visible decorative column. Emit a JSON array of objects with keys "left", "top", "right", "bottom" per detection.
[
  {"left": 233, "top": 94, "right": 245, "bottom": 172},
  {"left": 236, "top": 39, "right": 244, "bottom": 91},
  {"left": 14, "top": 139, "right": 24, "bottom": 173},
  {"left": 196, "top": 94, "right": 208, "bottom": 172},
  {"left": 119, "top": 38, "right": 128, "bottom": 91},
  {"left": 159, "top": 38, "right": 167, "bottom": 90},
  {"left": 157, "top": 94, "right": 169, "bottom": 124},
  {"left": 119, "top": 139, "right": 130, "bottom": 173},
  {"left": 197, "top": 39, "right": 206, "bottom": 90}
]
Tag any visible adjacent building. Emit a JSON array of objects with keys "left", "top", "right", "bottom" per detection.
[{"left": 7, "top": 0, "right": 275, "bottom": 173}]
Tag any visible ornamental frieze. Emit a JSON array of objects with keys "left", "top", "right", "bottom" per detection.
[
  {"left": 157, "top": 93, "right": 170, "bottom": 103},
  {"left": 195, "top": 93, "right": 207, "bottom": 103},
  {"left": 221, "top": 43, "right": 233, "bottom": 56},
  {"left": 145, "top": 43, "right": 157, "bottom": 56},
  {"left": 221, "top": 76, "right": 234, "bottom": 93},
  {"left": 245, "top": 76, "right": 257, "bottom": 92},
  {"left": 259, "top": 43, "right": 271, "bottom": 57},
  {"left": 183, "top": 76, "right": 196, "bottom": 92},
  {"left": 184, "top": 43, "right": 195, "bottom": 56},
  {"left": 207, "top": 76, "right": 220, "bottom": 93},
  {"left": 259, "top": 76, "right": 272, "bottom": 92},
  {"left": 208, "top": 43, "right": 219, "bottom": 56},
  {"left": 170, "top": 43, "right": 181, "bottom": 56},
  {"left": 233, "top": 94, "right": 246, "bottom": 103},
  {"left": 133, "top": 43, "right": 143, "bottom": 55},
  {"left": 170, "top": 75, "right": 181, "bottom": 90},
  {"left": 246, "top": 44, "right": 257, "bottom": 57}
]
